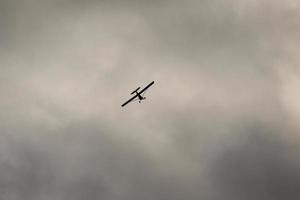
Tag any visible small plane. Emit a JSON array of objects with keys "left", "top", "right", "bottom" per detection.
[{"left": 121, "top": 81, "right": 155, "bottom": 107}]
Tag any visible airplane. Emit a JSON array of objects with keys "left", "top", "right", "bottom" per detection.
[{"left": 121, "top": 81, "right": 155, "bottom": 107}]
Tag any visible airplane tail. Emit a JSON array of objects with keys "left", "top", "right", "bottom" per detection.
[{"left": 131, "top": 87, "right": 140, "bottom": 95}]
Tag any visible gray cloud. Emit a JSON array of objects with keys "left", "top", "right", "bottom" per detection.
[{"left": 1, "top": 0, "right": 300, "bottom": 199}]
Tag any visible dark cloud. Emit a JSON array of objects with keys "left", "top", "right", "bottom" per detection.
[
  {"left": 212, "top": 126, "right": 300, "bottom": 200},
  {"left": 1, "top": 0, "right": 300, "bottom": 199}
]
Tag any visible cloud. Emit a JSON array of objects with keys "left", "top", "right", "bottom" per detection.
[{"left": 1, "top": 0, "right": 300, "bottom": 199}]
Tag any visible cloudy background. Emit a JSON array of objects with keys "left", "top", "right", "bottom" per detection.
[{"left": 1, "top": 0, "right": 300, "bottom": 199}]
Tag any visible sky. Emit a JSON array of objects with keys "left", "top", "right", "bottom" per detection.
[{"left": 1, "top": 0, "right": 300, "bottom": 199}]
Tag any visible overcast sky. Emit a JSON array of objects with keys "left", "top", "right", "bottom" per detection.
[{"left": 1, "top": 0, "right": 300, "bottom": 199}]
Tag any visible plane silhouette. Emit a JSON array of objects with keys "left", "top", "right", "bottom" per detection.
[{"left": 121, "top": 81, "right": 154, "bottom": 107}]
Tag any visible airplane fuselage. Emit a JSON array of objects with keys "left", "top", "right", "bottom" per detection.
[{"left": 133, "top": 92, "right": 146, "bottom": 103}]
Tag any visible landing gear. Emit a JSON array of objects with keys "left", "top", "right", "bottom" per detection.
[{"left": 139, "top": 97, "right": 146, "bottom": 103}]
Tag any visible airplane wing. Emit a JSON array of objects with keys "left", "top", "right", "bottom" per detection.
[
  {"left": 139, "top": 81, "right": 154, "bottom": 94},
  {"left": 121, "top": 94, "right": 138, "bottom": 107}
]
